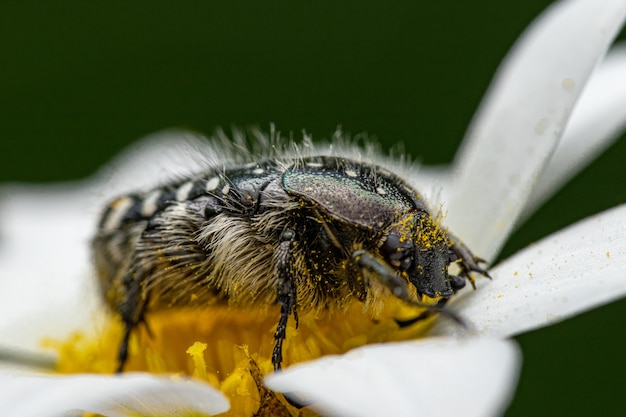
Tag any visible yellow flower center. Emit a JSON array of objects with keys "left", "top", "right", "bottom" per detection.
[{"left": 45, "top": 296, "right": 436, "bottom": 416}]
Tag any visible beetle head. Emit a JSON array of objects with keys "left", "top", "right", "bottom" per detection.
[{"left": 380, "top": 212, "right": 453, "bottom": 300}]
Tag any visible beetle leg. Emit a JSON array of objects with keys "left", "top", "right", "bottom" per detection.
[
  {"left": 273, "top": 229, "right": 299, "bottom": 372},
  {"left": 116, "top": 325, "right": 132, "bottom": 373},
  {"left": 447, "top": 233, "right": 491, "bottom": 290},
  {"left": 352, "top": 250, "right": 413, "bottom": 302},
  {"left": 116, "top": 265, "right": 150, "bottom": 373}
]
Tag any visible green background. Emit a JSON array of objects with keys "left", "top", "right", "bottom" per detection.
[{"left": 1, "top": 1, "right": 625, "bottom": 416}]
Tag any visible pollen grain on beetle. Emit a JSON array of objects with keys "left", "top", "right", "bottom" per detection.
[{"left": 53, "top": 131, "right": 488, "bottom": 415}]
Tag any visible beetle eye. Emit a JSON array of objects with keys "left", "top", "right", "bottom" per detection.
[{"left": 381, "top": 233, "right": 414, "bottom": 272}]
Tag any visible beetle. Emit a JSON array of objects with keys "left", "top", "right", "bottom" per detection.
[{"left": 92, "top": 139, "right": 488, "bottom": 372}]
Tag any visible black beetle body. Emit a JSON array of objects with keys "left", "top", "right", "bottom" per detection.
[{"left": 93, "top": 145, "right": 487, "bottom": 372}]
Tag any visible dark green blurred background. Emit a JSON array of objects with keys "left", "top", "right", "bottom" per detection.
[{"left": 1, "top": 1, "right": 625, "bottom": 416}]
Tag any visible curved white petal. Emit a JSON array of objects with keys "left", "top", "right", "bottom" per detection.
[
  {"left": 523, "top": 43, "right": 626, "bottom": 218},
  {"left": 0, "top": 184, "right": 103, "bottom": 352},
  {"left": 432, "top": 203, "right": 626, "bottom": 338},
  {"left": 0, "top": 372, "right": 229, "bottom": 417},
  {"left": 0, "top": 131, "right": 215, "bottom": 352},
  {"left": 407, "top": 165, "right": 451, "bottom": 209},
  {"left": 445, "top": 0, "right": 626, "bottom": 262},
  {"left": 265, "top": 338, "right": 520, "bottom": 417}
]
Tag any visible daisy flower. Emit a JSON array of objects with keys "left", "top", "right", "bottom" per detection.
[{"left": 1, "top": 0, "right": 626, "bottom": 416}]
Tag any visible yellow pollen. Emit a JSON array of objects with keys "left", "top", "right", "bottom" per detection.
[
  {"left": 187, "top": 341, "right": 209, "bottom": 380},
  {"left": 46, "top": 297, "right": 436, "bottom": 416}
]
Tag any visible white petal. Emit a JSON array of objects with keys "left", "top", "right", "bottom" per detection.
[
  {"left": 444, "top": 0, "right": 626, "bottom": 262},
  {"left": 94, "top": 130, "right": 215, "bottom": 200},
  {"left": 407, "top": 165, "right": 451, "bottom": 210},
  {"left": 0, "top": 372, "right": 229, "bottom": 417},
  {"left": 0, "top": 131, "right": 213, "bottom": 352},
  {"left": 523, "top": 43, "right": 626, "bottom": 218},
  {"left": 265, "top": 338, "right": 520, "bottom": 417},
  {"left": 432, "top": 203, "right": 626, "bottom": 339},
  {"left": 0, "top": 184, "right": 103, "bottom": 352}
]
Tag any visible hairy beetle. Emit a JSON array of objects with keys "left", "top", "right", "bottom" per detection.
[{"left": 93, "top": 138, "right": 488, "bottom": 372}]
